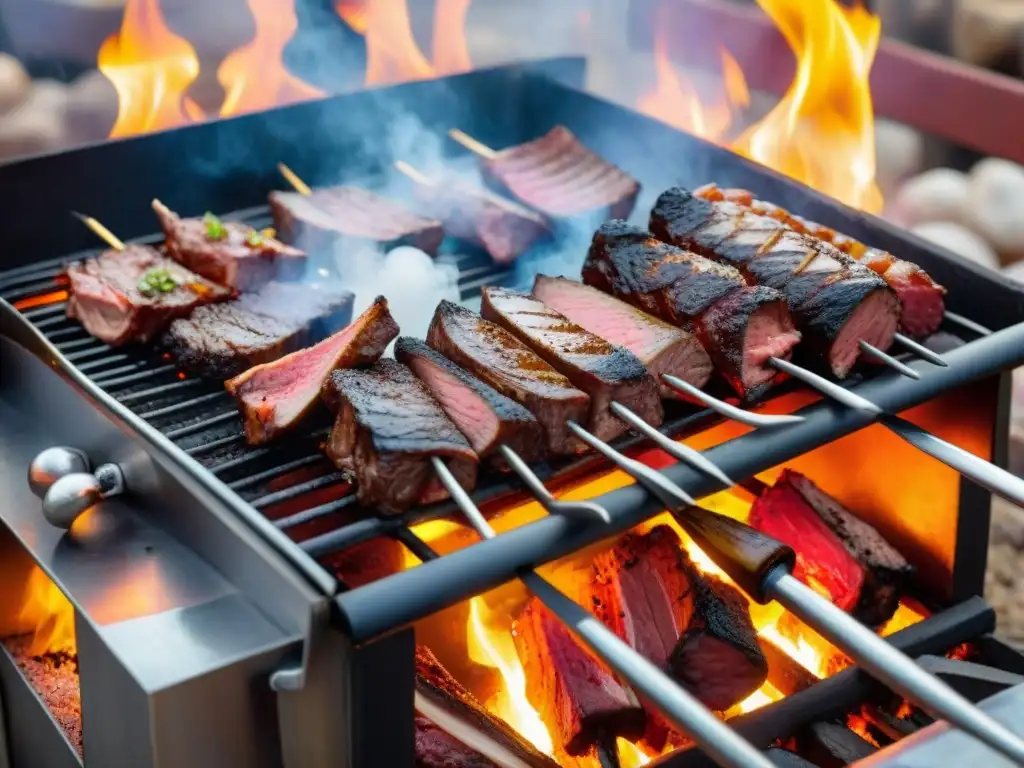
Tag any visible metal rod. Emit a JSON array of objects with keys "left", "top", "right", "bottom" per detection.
[
  {"left": 858, "top": 340, "right": 920, "bottom": 379},
  {"left": 498, "top": 446, "right": 611, "bottom": 523},
  {"left": 430, "top": 457, "right": 772, "bottom": 768},
  {"left": 660, "top": 375, "right": 804, "bottom": 427},
  {"left": 765, "top": 568, "right": 1024, "bottom": 764},
  {"left": 893, "top": 332, "right": 947, "bottom": 367}
]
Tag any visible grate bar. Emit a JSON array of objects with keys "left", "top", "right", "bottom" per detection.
[
  {"left": 21, "top": 302, "right": 67, "bottom": 320},
  {"left": 136, "top": 391, "right": 229, "bottom": 420},
  {"left": 0, "top": 256, "right": 68, "bottom": 285},
  {"left": 76, "top": 354, "right": 131, "bottom": 373},
  {"left": 46, "top": 326, "right": 88, "bottom": 341},
  {"left": 32, "top": 313, "right": 72, "bottom": 330},
  {"left": 224, "top": 453, "right": 324, "bottom": 488},
  {"left": 251, "top": 472, "right": 348, "bottom": 510},
  {"left": 56, "top": 336, "right": 103, "bottom": 351},
  {"left": 187, "top": 432, "right": 246, "bottom": 457},
  {"left": 65, "top": 344, "right": 119, "bottom": 363},
  {"left": 93, "top": 364, "right": 177, "bottom": 388},
  {"left": 117, "top": 378, "right": 204, "bottom": 405},
  {"left": 275, "top": 495, "right": 360, "bottom": 531},
  {"left": 165, "top": 411, "right": 238, "bottom": 440},
  {"left": 3, "top": 279, "right": 67, "bottom": 303}
]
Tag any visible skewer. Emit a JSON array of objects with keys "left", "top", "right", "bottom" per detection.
[
  {"left": 858, "top": 340, "right": 920, "bottom": 379},
  {"left": 892, "top": 333, "right": 947, "bottom": 367},
  {"left": 72, "top": 212, "right": 125, "bottom": 251},
  {"left": 563, "top": 424, "right": 1024, "bottom": 765},
  {"left": 661, "top": 375, "right": 805, "bottom": 428},
  {"left": 430, "top": 457, "right": 774, "bottom": 768},
  {"left": 277, "top": 162, "right": 313, "bottom": 196},
  {"left": 447, "top": 128, "right": 500, "bottom": 160}
]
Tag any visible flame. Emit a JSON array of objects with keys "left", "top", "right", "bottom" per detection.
[
  {"left": 336, "top": 0, "right": 369, "bottom": 33},
  {"left": 18, "top": 567, "right": 75, "bottom": 657},
  {"left": 98, "top": 0, "right": 203, "bottom": 138},
  {"left": 432, "top": 0, "right": 474, "bottom": 75},
  {"left": 617, "top": 737, "right": 653, "bottom": 767},
  {"left": 738, "top": 683, "right": 783, "bottom": 714},
  {"left": 218, "top": 0, "right": 325, "bottom": 117}
]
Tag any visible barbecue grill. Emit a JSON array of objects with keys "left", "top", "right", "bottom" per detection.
[{"left": 1, "top": 56, "right": 1024, "bottom": 767}]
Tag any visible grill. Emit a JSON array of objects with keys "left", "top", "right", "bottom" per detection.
[{"left": 1, "top": 57, "right": 1024, "bottom": 767}]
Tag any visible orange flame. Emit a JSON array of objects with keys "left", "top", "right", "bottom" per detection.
[
  {"left": 18, "top": 567, "right": 75, "bottom": 657},
  {"left": 218, "top": 0, "right": 325, "bottom": 117},
  {"left": 98, "top": 0, "right": 204, "bottom": 138},
  {"left": 432, "top": 0, "right": 474, "bottom": 75}
]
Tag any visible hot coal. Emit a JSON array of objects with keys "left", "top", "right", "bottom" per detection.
[
  {"left": 426, "top": 300, "right": 589, "bottom": 456},
  {"left": 164, "top": 281, "right": 354, "bottom": 379},
  {"left": 781, "top": 470, "right": 914, "bottom": 626},
  {"left": 583, "top": 220, "right": 800, "bottom": 401},
  {"left": 765, "top": 747, "right": 817, "bottom": 767},
  {"left": 650, "top": 187, "right": 900, "bottom": 378},
  {"left": 512, "top": 597, "right": 645, "bottom": 756},
  {"left": 65, "top": 245, "right": 230, "bottom": 346},
  {"left": 479, "top": 126, "right": 640, "bottom": 222},
  {"left": 749, "top": 480, "right": 866, "bottom": 614},
  {"left": 152, "top": 200, "right": 305, "bottom": 292},
  {"left": 481, "top": 286, "right": 663, "bottom": 442},
  {"left": 395, "top": 336, "right": 546, "bottom": 467},
  {"left": 415, "top": 645, "right": 557, "bottom": 768},
  {"left": 759, "top": 636, "right": 818, "bottom": 697},
  {"left": 269, "top": 186, "right": 445, "bottom": 258},
  {"left": 321, "top": 358, "right": 478, "bottom": 514},
  {"left": 4, "top": 635, "right": 82, "bottom": 756},
  {"left": 225, "top": 296, "right": 398, "bottom": 445},
  {"left": 800, "top": 721, "right": 878, "bottom": 767},
  {"left": 532, "top": 275, "right": 713, "bottom": 395}
]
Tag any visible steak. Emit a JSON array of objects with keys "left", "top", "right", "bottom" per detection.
[
  {"left": 426, "top": 300, "right": 590, "bottom": 456},
  {"left": 269, "top": 186, "right": 444, "bottom": 257},
  {"left": 531, "top": 275, "right": 713, "bottom": 395},
  {"left": 164, "top": 282, "right": 354, "bottom": 379},
  {"left": 152, "top": 199, "right": 305, "bottom": 292},
  {"left": 225, "top": 296, "right": 399, "bottom": 445},
  {"left": 697, "top": 184, "right": 946, "bottom": 338},
  {"left": 513, "top": 597, "right": 645, "bottom": 756},
  {"left": 480, "top": 126, "right": 640, "bottom": 222},
  {"left": 65, "top": 245, "right": 229, "bottom": 346},
  {"left": 583, "top": 221, "right": 801, "bottom": 401},
  {"left": 650, "top": 187, "right": 901, "bottom": 378},
  {"left": 395, "top": 336, "right": 546, "bottom": 466},
  {"left": 481, "top": 286, "right": 663, "bottom": 442},
  {"left": 781, "top": 470, "right": 913, "bottom": 626},
  {"left": 321, "top": 359, "right": 478, "bottom": 514},
  {"left": 415, "top": 645, "right": 557, "bottom": 768},
  {"left": 749, "top": 480, "right": 866, "bottom": 613},
  {"left": 592, "top": 525, "right": 767, "bottom": 739}
]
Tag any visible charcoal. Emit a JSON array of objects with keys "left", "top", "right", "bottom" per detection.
[
  {"left": 800, "top": 721, "right": 878, "bottom": 768},
  {"left": 759, "top": 637, "right": 818, "bottom": 697}
]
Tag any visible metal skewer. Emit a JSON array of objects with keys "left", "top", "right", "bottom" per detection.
[
  {"left": 430, "top": 457, "right": 774, "bottom": 768},
  {"left": 564, "top": 424, "right": 1024, "bottom": 765}
]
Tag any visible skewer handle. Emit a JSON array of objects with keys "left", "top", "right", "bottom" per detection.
[{"left": 448, "top": 128, "right": 500, "bottom": 160}]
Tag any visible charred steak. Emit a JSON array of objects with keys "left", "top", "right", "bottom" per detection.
[
  {"left": 164, "top": 282, "right": 354, "bottom": 379},
  {"left": 153, "top": 199, "right": 305, "bottom": 292},
  {"left": 225, "top": 296, "right": 399, "bottom": 445},
  {"left": 395, "top": 336, "right": 546, "bottom": 466},
  {"left": 65, "top": 245, "right": 229, "bottom": 346},
  {"left": 481, "top": 286, "right": 663, "bottom": 442},
  {"left": 321, "top": 359, "right": 478, "bottom": 514},
  {"left": 426, "top": 300, "right": 589, "bottom": 456}
]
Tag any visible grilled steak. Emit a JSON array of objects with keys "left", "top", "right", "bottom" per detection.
[
  {"left": 583, "top": 221, "right": 800, "bottom": 401},
  {"left": 651, "top": 188, "right": 901, "bottom": 378},
  {"left": 480, "top": 126, "right": 640, "bottom": 222},
  {"left": 65, "top": 245, "right": 229, "bottom": 346},
  {"left": 697, "top": 185, "right": 946, "bottom": 338},
  {"left": 415, "top": 645, "right": 557, "bottom": 768},
  {"left": 164, "top": 282, "right": 354, "bottom": 379},
  {"left": 513, "top": 597, "right": 645, "bottom": 756},
  {"left": 592, "top": 525, "right": 767, "bottom": 733},
  {"left": 781, "top": 470, "right": 913, "bottom": 626},
  {"left": 532, "top": 275, "right": 714, "bottom": 395},
  {"left": 481, "top": 286, "right": 663, "bottom": 442},
  {"left": 269, "top": 186, "right": 444, "bottom": 257},
  {"left": 225, "top": 297, "right": 398, "bottom": 445},
  {"left": 395, "top": 337, "right": 545, "bottom": 466},
  {"left": 321, "top": 359, "right": 477, "bottom": 514},
  {"left": 152, "top": 200, "right": 305, "bottom": 292},
  {"left": 426, "top": 300, "right": 590, "bottom": 456},
  {"left": 749, "top": 480, "right": 865, "bottom": 613},
  {"left": 411, "top": 174, "right": 550, "bottom": 263}
]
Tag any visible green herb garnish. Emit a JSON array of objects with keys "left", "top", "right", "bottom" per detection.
[
  {"left": 203, "top": 211, "right": 227, "bottom": 241},
  {"left": 137, "top": 268, "right": 178, "bottom": 297},
  {"left": 245, "top": 229, "right": 264, "bottom": 247}
]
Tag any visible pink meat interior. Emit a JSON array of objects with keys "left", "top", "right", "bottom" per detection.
[{"left": 407, "top": 356, "right": 500, "bottom": 455}]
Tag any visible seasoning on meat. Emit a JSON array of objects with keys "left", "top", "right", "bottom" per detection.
[
  {"left": 65, "top": 245, "right": 229, "bottom": 346},
  {"left": 163, "top": 282, "right": 354, "bottom": 379},
  {"left": 152, "top": 200, "right": 305, "bottom": 292},
  {"left": 395, "top": 336, "right": 546, "bottom": 466},
  {"left": 321, "top": 359, "right": 478, "bottom": 514},
  {"left": 426, "top": 300, "right": 590, "bottom": 456},
  {"left": 532, "top": 275, "right": 714, "bottom": 395},
  {"left": 583, "top": 220, "right": 800, "bottom": 401},
  {"left": 225, "top": 296, "right": 398, "bottom": 445},
  {"left": 481, "top": 286, "right": 663, "bottom": 442},
  {"left": 650, "top": 187, "right": 900, "bottom": 378}
]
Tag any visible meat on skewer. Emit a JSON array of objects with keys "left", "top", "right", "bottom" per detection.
[
  {"left": 480, "top": 286, "right": 664, "bottom": 442},
  {"left": 650, "top": 188, "right": 901, "bottom": 379},
  {"left": 696, "top": 184, "right": 946, "bottom": 339},
  {"left": 582, "top": 220, "right": 801, "bottom": 402},
  {"left": 225, "top": 296, "right": 399, "bottom": 445},
  {"left": 152, "top": 199, "right": 305, "bottom": 292},
  {"left": 321, "top": 358, "right": 478, "bottom": 514},
  {"left": 65, "top": 244, "right": 230, "bottom": 346}
]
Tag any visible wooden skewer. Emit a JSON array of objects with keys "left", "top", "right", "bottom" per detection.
[
  {"left": 278, "top": 162, "right": 313, "bottom": 196},
  {"left": 72, "top": 211, "right": 125, "bottom": 251},
  {"left": 393, "top": 160, "right": 435, "bottom": 187},
  {"left": 447, "top": 129, "right": 499, "bottom": 160}
]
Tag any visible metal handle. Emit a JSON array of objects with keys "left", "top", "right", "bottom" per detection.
[{"left": 28, "top": 446, "right": 125, "bottom": 529}]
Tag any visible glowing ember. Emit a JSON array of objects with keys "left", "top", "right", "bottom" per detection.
[
  {"left": 218, "top": 0, "right": 325, "bottom": 117},
  {"left": 97, "top": 0, "right": 203, "bottom": 138},
  {"left": 616, "top": 736, "right": 653, "bottom": 767},
  {"left": 737, "top": 683, "right": 783, "bottom": 714},
  {"left": 13, "top": 290, "right": 68, "bottom": 311}
]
